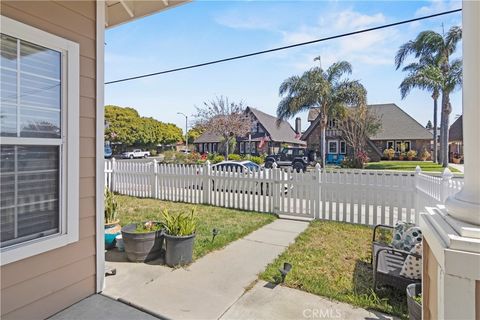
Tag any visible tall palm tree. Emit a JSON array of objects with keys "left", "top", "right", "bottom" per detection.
[
  {"left": 396, "top": 55, "right": 441, "bottom": 163},
  {"left": 395, "top": 26, "right": 462, "bottom": 167},
  {"left": 277, "top": 57, "right": 367, "bottom": 167}
]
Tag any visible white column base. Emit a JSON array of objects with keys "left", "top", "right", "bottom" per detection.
[
  {"left": 420, "top": 206, "right": 480, "bottom": 320},
  {"left": 446, "top": 192, "right": 480, "bottom": 226}
]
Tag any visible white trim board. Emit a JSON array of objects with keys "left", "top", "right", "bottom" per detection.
[{"left": 96, "top": 0, "right": 106, "bottom": 293}]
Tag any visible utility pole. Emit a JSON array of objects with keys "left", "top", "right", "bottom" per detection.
[{"left": 177, "top": 112, "right": 188, "bottom": 152}]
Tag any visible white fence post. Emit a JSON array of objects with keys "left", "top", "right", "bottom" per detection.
[
  {"left": 441, "top": 167, "right": 453, "bottom": 203},
  {"left": 111, "top": 158, "right": 116, "bottom": 192},
  {"left": 414, "top": 165, "right": 422, "bottom": 224},
  {"left": 152, "top": 159, "right": 158, "bottom": 198},
  {"left": 272, "top": 163, "right": 279, "bottom": 215},
  {"left": 315, "top": 163, "right": 321, "bottom": 220},
  {"left": 203, "top": 160, "right": 211, "bottom": 204}
]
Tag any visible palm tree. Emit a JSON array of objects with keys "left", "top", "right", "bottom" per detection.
[
  {"left": 395, "top": 26, "right": 462, "bottom": 167},
  {"left": 396, "top": 55, "right": 441, "bottom": 163},
  {"left": 277, "top": 57, "right": 367, "bottom": 167}
]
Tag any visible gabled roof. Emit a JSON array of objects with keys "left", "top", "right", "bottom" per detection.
[
  {"left": 246, "top": 107, "right": 305, "bottom": 145},
  {"left": 194, "top": 107, "right": 305, "bottom": 145},
  {"left": 307, "top": 108, "right": 321, "bottom": 122},
  {"left": 302, "top": 103, "right": 433, "bottom": 141},
  {"left": 449, "top": 115, "right": 463, "bottom": 142}
]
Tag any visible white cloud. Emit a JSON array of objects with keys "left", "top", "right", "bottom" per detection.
[{"left": 415, "top": 0, "right": 461, "bottom": 17}]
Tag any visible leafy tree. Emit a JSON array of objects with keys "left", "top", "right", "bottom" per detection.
[
  {"left": 426, "top": 120, "right": 433, "bottom": 129},
  {"left": 337, "top": 105, "right": 382, "bottom": 168},
  {"left": 395, "top": 26, "right": 462, "bottom": 167},
  {"left": 277, "top": 57, "right": 367, "bottom": 167},
  {"left": 193, "top": 96, "right": 251, "bottom": 159},
  {"left": 187, "top": 126, "right": 205, "bottom": 144},
  {"left": 105, "top": 105, "right": 183, "bottom": 149}
]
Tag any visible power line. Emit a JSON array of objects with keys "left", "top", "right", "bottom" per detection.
[{"left": 105, "top": 8, "right": 462, "bottom": 85}]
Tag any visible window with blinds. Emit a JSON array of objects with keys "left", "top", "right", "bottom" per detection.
[{"left": 0, "top": 33, "right": 62, "bottom": 248}]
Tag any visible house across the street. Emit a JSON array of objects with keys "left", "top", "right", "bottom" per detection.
[
  {"left": 301, "top": 103, "right": 433, "bottom": 163},
  {"left": 193, "top": 107, "right": 305, "bottom": 155},
  {"left": 449, "top": 115, "right": 463, "bottom": 162}
]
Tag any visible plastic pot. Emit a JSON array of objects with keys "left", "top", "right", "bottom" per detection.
[
  {"left": 121, "top": 223, "right": 164, "bottom": 262},
  {"left": 406, "top": 283, "right": 422, "bottom": 320},
  {"left": 164, "top": 233, "right": 195, "bottom": 267}
]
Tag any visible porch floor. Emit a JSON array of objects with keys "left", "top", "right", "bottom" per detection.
[{"left": 48, "top": 294, "right": 157, "bottom": 320}]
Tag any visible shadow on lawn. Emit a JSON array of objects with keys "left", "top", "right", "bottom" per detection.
[{"left": 353, "top": 260, "right": 408, "bottom": 318}]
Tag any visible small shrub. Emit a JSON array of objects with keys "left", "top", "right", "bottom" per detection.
[
  {"left": 407, "top": 149, "right": 418, "bottom": 160},
  {"left": 163, "top": 150, "right": 176, "bottom": 162},
  {"left": 356, "top": 150, "right": 369, "bottom": 165},
  {"left": 383, "top": 148, "right": 395, "bottom": 160},
  {"left": 398, "top": 152, "right": 406, "bottom": 161},
  {"left": 104, "top": 188, "right": 118, "bottom": 224},
  {"left": 228, "top": 154, "right": 242, "bottom": 161},
  {"left": 250, "top": 155, "right": 265, "bottom": 165},
  {"left": 187, "top": 152, "right": 201, "bottom": 163},
  {"left": 149, "top": 149, "right": 158, "bottom": 156},
  {"left": 175, "top": 152, "right": 187, "bottom": 163},
  {"left": 341, "top": 157, "right": 356, "bottom": 168},
  {"left": 420, "top": 149, "right": 431, "bottom": 161},
  {"left": 212, "top": 155, "right": 225, "bottom": 164}
]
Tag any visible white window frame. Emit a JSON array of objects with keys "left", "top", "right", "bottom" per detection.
[
  {"left": 386, "top": 141, "right": 394, "bottom": 150},
  {"left": 340, "top": 140, "right": 347, "bottom": 154},
  {"left": 404, "top": 140, "right": 411, "bottom": 152},
  {"left": 239, "top": 142, "right": 244, "bottom": 153},
  {"left": 0, "top": 16, "right": 79, "bottom": 266},
  {"left": 328, "top": 140, "right": 338, "bottom": 154}
]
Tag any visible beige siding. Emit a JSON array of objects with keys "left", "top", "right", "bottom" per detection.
[
  {"left": 423, "top": 240, "right": 438, "bottom": 320},
  {"left": 0, "top": 1, "right": 98, "bottom": 319}
]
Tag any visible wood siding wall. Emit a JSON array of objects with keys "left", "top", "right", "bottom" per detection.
[
  {"left": 423, "top": 240, "right": 439, "bottom": 320},
  {"left": 1, "top": 1, "right": 97, "bottom": 319}
]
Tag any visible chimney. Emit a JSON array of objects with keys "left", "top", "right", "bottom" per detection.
[{"left": 295, "top": 117, "right": 301, "bottom": 134}]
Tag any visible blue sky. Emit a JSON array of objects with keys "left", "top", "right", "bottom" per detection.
[{"left": 105, "top": 0, "right": 462, "bottom": 134}]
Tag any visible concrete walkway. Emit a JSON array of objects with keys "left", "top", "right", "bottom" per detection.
[
  {"left": 103, "top": 219, "right": 308, "bottom": 319},
  {"left": 221, "top": 280, "right": 397, "bottom": 320},
  {"left": 49, "top": 295, "right": 158, "bottom": 320},
  {"left": 449, "top": 162, "right": 464, "bottom": 173}
]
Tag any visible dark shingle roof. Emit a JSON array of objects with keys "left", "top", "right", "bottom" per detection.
[
  {"left": 302, "top": 103, "right": 433, "bottom": 141},
  {"left": 449, "top": 115, "right": 462, "bottom": 142},
  {"left": 194, "top": 107, "right": 305, "bottom": 145},
  {"left": 368, "top": 104, "right": 432, "bottom": 140},
  {"left": 247, "top": 107, "right": 305, "bottom": 145}
]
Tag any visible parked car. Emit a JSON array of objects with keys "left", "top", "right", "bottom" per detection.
[
  {"left": 104, "top": 145, "right": 113, "bottom": 159},
  {"left": 121, "top": 149, "right": 150, "bottom": 159},
  {"left": 264, "top": 147, "right": 317, "bottom": 172},
  {"left": 208, "top": 161, "right": 290, "bottom": 195}
]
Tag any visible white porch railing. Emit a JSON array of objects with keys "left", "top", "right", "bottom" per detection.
[{"left": 105, "top": 159, "right": 463, "bottom": 227}]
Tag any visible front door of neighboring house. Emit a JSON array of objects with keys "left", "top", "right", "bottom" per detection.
[{"left": 326, "top": 140, "right": 346, "bottom": 164}]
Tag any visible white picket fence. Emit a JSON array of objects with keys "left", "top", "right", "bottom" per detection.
[{"left": 105, "top": 159, "right": 464, "bottom": 227}]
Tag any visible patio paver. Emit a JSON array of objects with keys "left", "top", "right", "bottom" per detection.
[
  {"left": 220, "top": 280, "right": 397, "bottom": 320},
  {"left": 103, "top": 219, "right": 308, "bottom": 319}
]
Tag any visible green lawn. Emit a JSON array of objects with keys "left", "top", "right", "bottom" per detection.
[
  {"left": 365, "top": 161, "right": 460, "bottom": 173},
  {"left": 260, "top": 220, "right": 408, "bottom": 318},
  {"left": 115, "top": 195, "right": 276, "bottom": 260}
]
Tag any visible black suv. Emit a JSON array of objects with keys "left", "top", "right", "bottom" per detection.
[{"left": 264, "top": 147, "right": 316, "bottom": 172}]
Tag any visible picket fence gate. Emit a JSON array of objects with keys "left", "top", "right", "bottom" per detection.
[{"left": 105, "top": 159, "right": 464, "bottom": 227}]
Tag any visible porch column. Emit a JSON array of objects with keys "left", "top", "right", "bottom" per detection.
[
  {"left": 420, "top": 3, "right": 480, "bottom": 319},
  {"left": 445, "top": 0, "right": 480, "bottom": 225}
]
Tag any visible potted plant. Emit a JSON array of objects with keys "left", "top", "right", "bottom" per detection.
[
  {"left": 452, "top": 153, "right": 462, "bottom": 164},
  {"left": 121, "top": 221, "right": 164, "bottom": 262},
  {"left": 398, "top": 152, "right": 406, "bottom": 161},
  {"left": 104, "top": 188, "right": 121, "bottom": 249},
  {"left": 163, "top": 208, "right": 197, "bottom": 267},
  {"left": 406, "top": 283, "right": 422, "bottom": 320}
]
